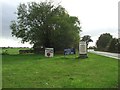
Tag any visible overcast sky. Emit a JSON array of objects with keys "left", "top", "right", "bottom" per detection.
[{"left": 0, "top": 0, "right": 119, "bottom": 47}]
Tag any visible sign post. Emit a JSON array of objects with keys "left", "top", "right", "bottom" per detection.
[
  {"left": 79, "top": 41, "right": 88, "bottom": 58},
  {"left": 45, "top": 48, "right": 54, "bottom": 57}
]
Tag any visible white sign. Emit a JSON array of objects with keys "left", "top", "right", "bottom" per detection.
[
  {"left": 45, "top": 48, "right": 54, "bottom": 57},
  {"left": 79, "top": 41, "right": 87, "bottom": 54}
]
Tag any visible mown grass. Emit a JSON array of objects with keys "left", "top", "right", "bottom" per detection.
[{"left": 2, "top": 48, "right": 118, "bottom": 88}]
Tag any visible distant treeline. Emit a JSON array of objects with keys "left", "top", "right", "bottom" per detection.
[
  {"left": 1, "top": 47, "right": 30, "bottom": 49},
  {"left": 95, "top": 33, "right": 120, "bottom": 53}
]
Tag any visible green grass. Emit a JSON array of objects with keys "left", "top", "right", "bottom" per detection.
[{"left": 2, "top": 48, "right": 118, "bottom": 88}]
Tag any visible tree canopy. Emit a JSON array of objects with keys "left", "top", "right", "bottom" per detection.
[
  {"left": 96, "top": 33, "right": 120, "bottom": 53},
  {"left": 107, "top": 38, "right": 120, "bottom": 53},
  {"left": 96, "top": 33, "right": 112, "bottom": 51},
  {"left": 81, "top": 35, "right": 93, "bottom": 47},
  {"left": 10, "top": 1, "right": 81, "bottom": 52}
]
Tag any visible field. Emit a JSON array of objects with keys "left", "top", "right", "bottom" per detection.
[{"left": 2, "top": 48, "right": 118, "bottom": 88}]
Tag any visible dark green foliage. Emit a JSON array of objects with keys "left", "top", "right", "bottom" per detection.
[
  {"left": 107, "top": 38, "right": 120, "bottom": 53},
  {"left": 96, "top": 33, "right": 120, "bottom": 53},
  {"left": 88, "top": 46, "right": 96, "bottom": 49},
  {"left": 117, "top": 38, "right": 120, "bottom": 53},
  {"left": 96, "top": 33, "right": 113, "bottom": 51},
  {"left": 10, "top": 1, "right": 81, "bottom": 52},
  {"left": 81, "top": 35, "right": 93, "bottom": 47},
  {"left": 1, "top": 50, "right": 9, "bottom": 55}
]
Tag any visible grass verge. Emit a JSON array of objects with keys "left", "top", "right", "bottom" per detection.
[{"left": 2, "top": 53, "right": 118, "bottom": 88}]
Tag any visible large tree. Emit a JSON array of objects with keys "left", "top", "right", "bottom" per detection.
[
  {"left": 107, "top": 38, "right": 120, "bottom": 53},
  {"left": 10, "top": 1, "right": 81, "bottom": 52},
  {"left": 96, "top": 33, "right": 112, "bottom": 51},
  {"left": 107, "top": 38, "right": 117, "bottom": 53}
]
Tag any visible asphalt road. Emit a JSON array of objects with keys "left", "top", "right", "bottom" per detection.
[{"left": 88, "top": 49, "right": 120, "bottom": 59}]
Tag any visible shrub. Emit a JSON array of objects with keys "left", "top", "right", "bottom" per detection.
[{"left": 1, "top": 50, "right": 9, "bottom": 55}]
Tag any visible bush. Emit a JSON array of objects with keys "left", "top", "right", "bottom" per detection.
[{"left": 1, "top": 50, "right": 9, "bottom": 55}]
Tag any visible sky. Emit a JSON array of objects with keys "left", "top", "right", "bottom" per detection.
[{"left": 0, "top": 0, "right": 119, "bottom": 47}]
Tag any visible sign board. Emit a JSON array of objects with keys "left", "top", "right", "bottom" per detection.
[
  {"left": 45, "top": 48, "right": 54, "bottom": 57},
  {"left": 79, "top": 41, "right": 87, "bottom": 54},
  {"left": 64, "top": 48, "right": 75, "bottom": 55}
]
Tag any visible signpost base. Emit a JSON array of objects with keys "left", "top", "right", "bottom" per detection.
[{"left": 78, "top": 54, "right": 88, "bottom": 59}]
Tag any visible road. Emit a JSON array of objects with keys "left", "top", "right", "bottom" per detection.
[{"left": 88, "top": 49, "right": 120, "bottom": 59}]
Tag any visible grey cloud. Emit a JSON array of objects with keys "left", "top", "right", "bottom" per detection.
[
  {"left": 2, "top": 3, "right": 17, "bottom": 38},
  {"left": 83, "top": 28, "right": 118, "bottom": 37}
]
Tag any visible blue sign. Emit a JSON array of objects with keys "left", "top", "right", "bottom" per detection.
[{"left": 64, "top": 48, "right": 76, "bottom": 55}]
